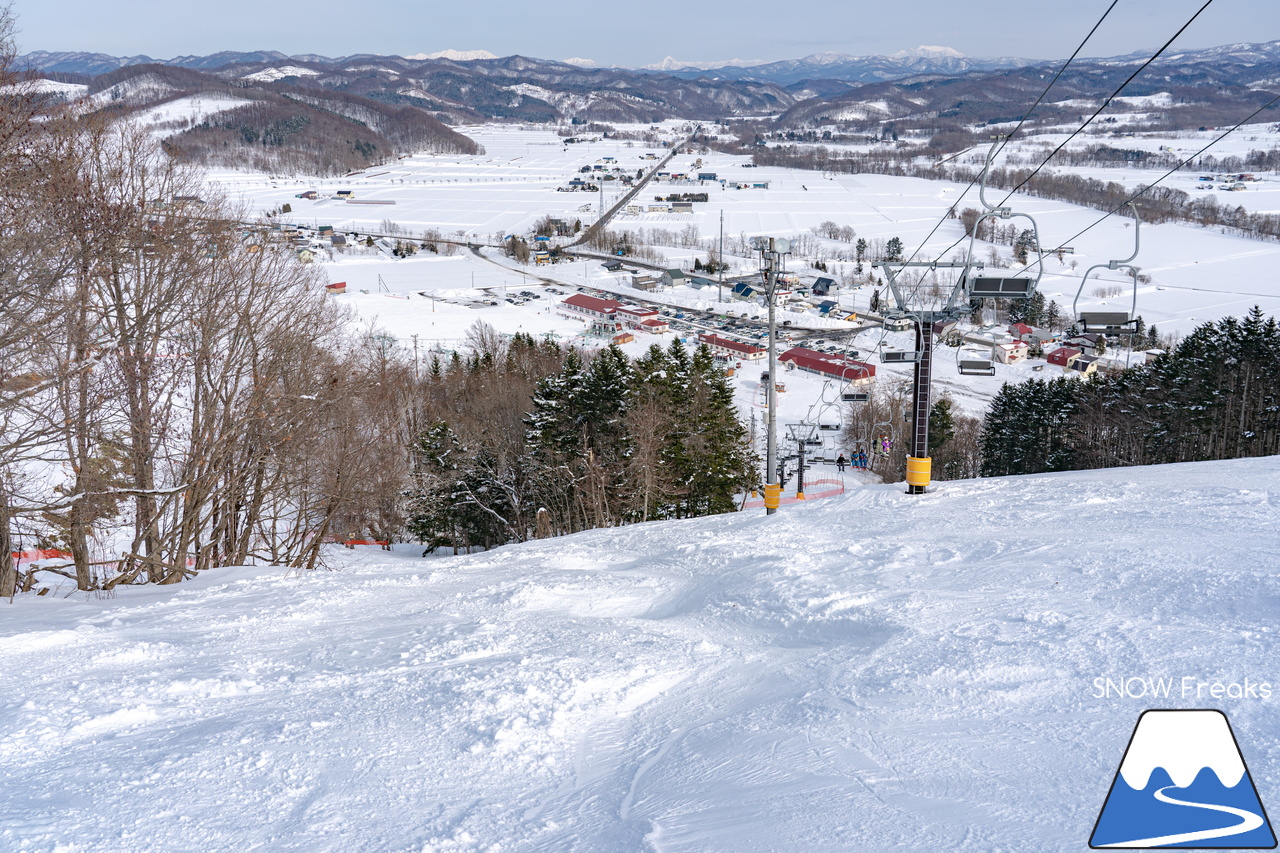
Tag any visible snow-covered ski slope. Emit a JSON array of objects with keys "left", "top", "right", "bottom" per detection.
[{"left": 3, "top": 457, "right": 1279, "bottom": 851}]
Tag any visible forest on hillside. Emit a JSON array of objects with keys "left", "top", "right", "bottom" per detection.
[
  {"left": 981, "top": 308, "right": 1280, "bottom": 476},
  {"left": 77, "top": 62, "right": 481, "bottom": 176}
]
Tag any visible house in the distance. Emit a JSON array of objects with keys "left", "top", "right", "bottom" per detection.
[
  {"left": 1062, "top": 333, "right": 1104, "bottom": 354},
  {"left": 617, "top": 305, "right": 661, "bottom": 328},
  {"left": 1068, "top": 353, "right": 1100, "bottom": 375},
  {"left": 1047, "top": 346, "right": 1081, "bottom": 368},
  {"left": 995, "top": 340, "right": 1030, "bottom": 364},
  {"left": 639, "top": 317, "right": 670, "bottom": 334},
  {"left": 1008, "top": 322, "right": 1034, "bottom": 340}
]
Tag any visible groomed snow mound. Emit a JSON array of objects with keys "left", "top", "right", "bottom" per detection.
[{"left": 2, "top": 458, "right": 1279, "bottom": 851}]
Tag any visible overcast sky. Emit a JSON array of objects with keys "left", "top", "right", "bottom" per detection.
[{"left": 13, "top": 0, "right": 1277, "bottom": 66}]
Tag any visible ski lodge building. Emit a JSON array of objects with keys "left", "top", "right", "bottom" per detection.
[
  {"left": 697, "top": 333, "right": 766, "bottom": 362},
  {"left": 559, "top": 294, "right": 671, "bottom": 335},
  {"left": 779, "top": 347, "right": 876, "bottom": 385},
  {"left": 560, "top": 294, "right": 621, "bottom": 322}
]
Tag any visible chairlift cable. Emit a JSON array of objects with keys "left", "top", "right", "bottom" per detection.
[
  {"left": 1050, "top": 90, "right": 1280, "bottom": 250},
  {"left": 993, "top": 0, "right": 1216, "bottom": 203},
  {"left": 925, "top": 0, "right": 1218, "bottom": 265},
  {"left": 893, "top": 0, "right": 1122, "bottom": 272}
]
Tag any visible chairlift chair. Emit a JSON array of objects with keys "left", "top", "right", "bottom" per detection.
[
  {"left": 964, "top": 275, "right": 1037, "bottom": 300},
  {"left": 958, "top": 357, "right": 997, "bottom": 376},
  {"left": 870, "top": 420, "right": 896, "bottom": 458},
  {"left": 1072, "top": 203, "right": 1142, "bottom": 337},
  {"left": 953, "top": 139, "right": 1049, "bottom": 308},
  {"left": 956, "top": 338, "right": 996, "bottom": 376}
]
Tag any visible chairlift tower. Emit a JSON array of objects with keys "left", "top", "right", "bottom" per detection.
[
  {"left": 758, "top": 237, "right": 791, "bottom": 514},
  {"left": 878, "top": 137, "right": 1051, "bottom": 495},
  {"left": 786, "top": 422, "right": 821, "bottom": 500}
]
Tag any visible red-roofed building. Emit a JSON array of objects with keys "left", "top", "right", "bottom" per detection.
[
  {"left": 780, "top": 347, "right": 876, "bottom": 385},
  {"left": 560, "top": 293, "right": 621, "bottom": 321},
  {"left": 1047, "top": 346, "right": 1080, "bottom": 367},
  {"left": 640, "top": 317, "right": 670, "bottom": 333},
  {"left": 698, "top": 333, "right": 766, "bottom": 361},
  {"left": 1008, "top": 322, "right": 1034, "bottom": 340}
]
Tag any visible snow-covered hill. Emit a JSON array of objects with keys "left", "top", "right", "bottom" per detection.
[{"left": 2, "top": 457, "right": 1279, "bottom": 850}]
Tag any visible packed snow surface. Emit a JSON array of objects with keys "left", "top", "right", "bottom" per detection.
[{"left": 2, "top": 457, "right": 1279, "bottom": 851}]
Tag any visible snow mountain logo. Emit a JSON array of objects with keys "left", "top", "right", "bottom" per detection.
[{"left": 1091, "top": 710, "right": 1276, "bottom": 848}]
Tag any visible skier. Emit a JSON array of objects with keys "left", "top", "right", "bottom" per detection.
[{"left": 836, "top": 454, "right": 847, "bottom": 473}]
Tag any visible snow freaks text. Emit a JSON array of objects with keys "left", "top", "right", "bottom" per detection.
[{"left": 1092, "top": 677, "right": 1273, "bottom": 701}]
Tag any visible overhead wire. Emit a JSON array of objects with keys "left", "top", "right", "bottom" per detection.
[
  {"left": 832, "top": 0, "right": 1225, "bottom": 414},
  {"left": 894, "top": 0, "right": 1121, "bottom": 273},
  {"left": 988, "top": 0, "right": 1217, "bottom": 204},
  {"left": 925, "top": 0, "right": 1219, "bottom": 264},
  {"left": 1051, "top": 90, "right": 1280, "bottom": 250}
]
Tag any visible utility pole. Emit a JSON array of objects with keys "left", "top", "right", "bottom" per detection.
[
  {"left": 760, "top": 237, "right": 790, "bottom": 515},
  {"left": 718, "top": 209, "right": 725, "bottom": 304}
]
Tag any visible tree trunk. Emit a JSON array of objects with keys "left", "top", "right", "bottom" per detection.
[{"left": 0, "top": 487, "right": 14, "bottom": 599}]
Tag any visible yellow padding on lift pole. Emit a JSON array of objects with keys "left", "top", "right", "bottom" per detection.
[
  {"left": 763, "top": 484, "right": 782, "bottom": 509},
  {"left": 906, "top": 456, "right": 932, "bottom": 488}
]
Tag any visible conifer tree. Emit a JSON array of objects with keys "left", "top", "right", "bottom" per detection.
[{"left": 684, "top": 344, "right": 756, "bottom": 514}]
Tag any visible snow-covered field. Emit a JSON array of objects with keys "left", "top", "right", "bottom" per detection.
[
  {"left": 3, "top": 456, "right": 1278, "bottom": 851},
  {"left": 201, "top": 118, "right": 1280, "bottom": 423},
  {"left": 216, "top": 122, "right": 1280, "bottom": 342}
]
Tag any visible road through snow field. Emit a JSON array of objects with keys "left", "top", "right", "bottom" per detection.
[{"left": 1, "top": 457, "right": 1279, "bottom": 851}]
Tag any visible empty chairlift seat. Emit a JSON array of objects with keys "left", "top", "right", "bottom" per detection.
[
  {"left": 1078, "top": 312, "right": 1137, "bottom": 335},
  {"left": 958, "top": 358, "right": 996, "bottom": 376},
  {"left": 966, "top": 276, "right": 1036, "bottom": 299}
]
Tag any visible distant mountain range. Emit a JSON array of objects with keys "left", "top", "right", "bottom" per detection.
[
  {"left": 20, "top": 44, "right": 1036, "bottom": 84},
  {"left": 648, "top": 46, "right": 1041, "bottom": 85},
  {"left": 20, "top": 40, "right": 1280, "bottom": 133},
  {"left": 24, "top": 40, "right": 1280, "bottom": 86}
]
